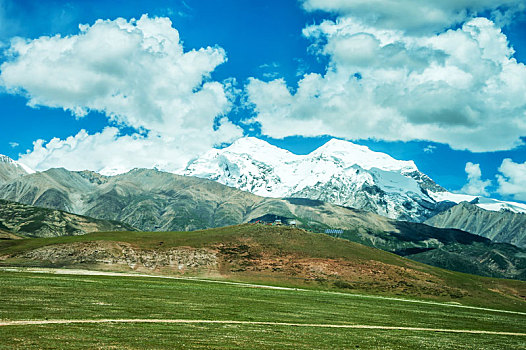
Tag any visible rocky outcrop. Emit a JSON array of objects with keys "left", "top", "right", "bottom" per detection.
[{"left": 16, "top": 241, "right": 218, "bottom": 273}]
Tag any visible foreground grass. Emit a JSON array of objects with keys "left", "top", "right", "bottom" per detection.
[
  {"left": 0, "top": 270, "right": 525, "bottom": 349},
  {"left": 5, "top": 323, "right": 526, "bottom": 350}
]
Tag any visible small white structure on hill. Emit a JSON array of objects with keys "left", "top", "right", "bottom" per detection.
[{"left": 325, "top": 229, "right": 343, "bottom": 234}]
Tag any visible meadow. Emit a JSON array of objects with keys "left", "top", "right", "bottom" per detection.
[{"left": 1, "top": 269, "right": 525, "bottom": 349}]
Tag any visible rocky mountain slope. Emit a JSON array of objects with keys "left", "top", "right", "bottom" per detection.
[
  {"left": 425, "top": 202, "right": 526, "bottom": 248},
  {"left": 180, "top": 137, "right": 526, "bottom": 222},
  {"left": 0, "top": 167, "right": 267, "bottom": 231},
  {"left": 0, "top": 199, "right": 135, "bottom": 238},
  {"left": 0, "top": 166, "right": 407, "bottom": 232}
]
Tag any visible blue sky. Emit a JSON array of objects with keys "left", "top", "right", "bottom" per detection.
[{"left": 0, "top": 0, "right": 525, "bottom": 202}]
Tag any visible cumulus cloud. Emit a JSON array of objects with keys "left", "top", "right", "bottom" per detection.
[
  {"left": 1, "top": 15, "right": 242, "bottom": 174},
  {"left": 246, "top": 15, "right": 526, "bottom": 152},
  {"left": 18, "top": 127, "right": 239, "bottom": 175},
  {"left": 496, "top": 158, "right": 526, "bottom": 201},
  {"left": 302, "top": 0, "right": 525, "bottom": 34},
  {"left": 460, "top": 162, "right": 491, "bottom": 196}
]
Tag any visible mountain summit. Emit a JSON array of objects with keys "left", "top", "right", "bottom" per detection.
[
  {"left": 0, "top": 154, "right": 34, "bottom": 183},
  {"left": 181, "top": 137, "right": 526, "bottom": 221}
]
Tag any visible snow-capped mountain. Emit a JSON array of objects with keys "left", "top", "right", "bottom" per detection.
[
  {"left": 180, "top": 137, "right": 526, "bottom": 221},
  {"left": 0, "top": 154, "right": 34, "bottom": 183}
]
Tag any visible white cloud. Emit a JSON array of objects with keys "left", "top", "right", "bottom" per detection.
[
  {"left": 459, "top": 162, "right": 491, "bottom": 196},
  {"left": 19, "top": 127, "right": 240, "bottom": 175},
  {"left": 496, "top": 158, "right": 526, "bottom": 201},
  {"left": 302, "top": 0, "right": 525, "bottom": 34},
  {"left": 1, "top": 15, "right": 243, "bottom": 173},
  {"left": 247, "top": 17, "right": 526, "bottom": 152},
  {"left": 460, "top": 162, "right": 491, "bottom": 196},
  {"left": 423, "top": 145, "right": 436, "bottom": 153}
]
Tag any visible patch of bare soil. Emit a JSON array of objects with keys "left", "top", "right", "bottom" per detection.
[{"left": 215, "top": 243, "right": 467, "bottom": 298}]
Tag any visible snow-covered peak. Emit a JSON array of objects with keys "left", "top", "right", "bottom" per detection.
[
  {"left": 209, "top": 137, "right": 417, "bottom": 172},
  {"left": 428, "top": 191, "right": 526, "bottom": 214},
  {"left": 224, "top": 137, "right": 297, "bottom": 163},
  {"left": 311, "top": 138, "right": 417, "bottom": 172},
  {"left": 228, "top": 137, "right": 282, "bottom": 152},
  {"left": 0, "top": 154, "right": 16, "bottom": 164},
  {"left": 314, "top": 138, "right": 367, "bottom": 154},
  {"left": 180, "top": 136, "right": 526, "bottom": 221},
  {"left": 0, "top": 154, "right": 35, "bottom": 174},
  {"left": 180, "top": 137, "right": 439, "bottom": 220}
]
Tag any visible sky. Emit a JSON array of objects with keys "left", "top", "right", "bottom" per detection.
[{"left": 0, "top": 0, "right": 525, "bottom": 202}]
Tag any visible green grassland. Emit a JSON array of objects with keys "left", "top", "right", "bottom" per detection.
[{"left": 0, "top": 270, "right": 525, "bottom": 349}]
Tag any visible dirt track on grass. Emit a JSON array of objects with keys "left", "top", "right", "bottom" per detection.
[{"left": 0, "top": 318, "right": 525, "bottom": 336}]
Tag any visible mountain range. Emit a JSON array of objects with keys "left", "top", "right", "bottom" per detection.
[
  {"left": 180, "top": 137, "right": 526, "bottom": 222},
  {"left": 4, "top": 137, "right": 526, "bottom": 222},
  {"left": 0, "top": 156, "right": 524, "bottom": 279}
]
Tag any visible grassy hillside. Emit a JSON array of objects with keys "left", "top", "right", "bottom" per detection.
[
  {"left": 0, "top": 199, "right": 136, "bottom": 237},
  {"left": 1, "top": 224, "right": 524, "bottom": 312}
]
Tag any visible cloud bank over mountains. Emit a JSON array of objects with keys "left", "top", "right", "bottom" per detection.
[{"left": 1, "top": 15, "right": 242, "bottom": 174}]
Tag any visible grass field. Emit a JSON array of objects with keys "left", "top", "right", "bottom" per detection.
[{"left": 1, "top": 269, "right": 525, "bottom": 349}]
